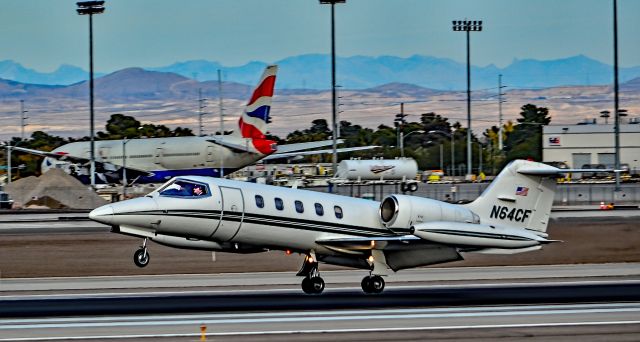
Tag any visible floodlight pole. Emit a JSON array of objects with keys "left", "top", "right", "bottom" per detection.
[
  {"left": 77, "top": 1, "right": 105, "bottom": 189},
  {"left": 613, "top": 0, "right": 621, "bottom": 191},
  {"left": 319, "top": 0, "right": 345, "bottom": 185},
  {"left": 453, "top": 19, "right": 482, "bottom": 177}
]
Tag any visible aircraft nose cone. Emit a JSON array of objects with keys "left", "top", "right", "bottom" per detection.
[{"left": 89, "top": 204, "right": 114, "bottom": 225}]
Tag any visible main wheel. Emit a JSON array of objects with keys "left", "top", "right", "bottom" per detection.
[
  {"left": 361, "top": 275, "right": 385, "bottom": 294},
  {"left": 133, "top": 248, "right": 150, "bottom": 268},
  {"left": 302, "top": 276, "right": 325, "bottom": 294},
  {"left": 369, "top": 275, "right": 385, "bottom": 293}
]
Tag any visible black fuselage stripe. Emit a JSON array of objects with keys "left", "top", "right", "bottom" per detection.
[{"left": 114, "top": 210, "right": 391, "bottom": 237}]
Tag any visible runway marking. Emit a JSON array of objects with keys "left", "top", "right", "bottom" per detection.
[
  {"left": 2, "top": 303, "right": 640, "bottom": 329},
  {"left": 1, "top": 321, "right": 640, "bottom": 341},
  {"left": 1, "top": 302, "right": 639, "bottom": 325},
  {"left": 2, "top": 279, "right": 640, "bottom": 300}
]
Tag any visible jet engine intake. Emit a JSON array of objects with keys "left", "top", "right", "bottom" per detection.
[{"left": 379, "top": 195, "right": 479, "bottom": 234}]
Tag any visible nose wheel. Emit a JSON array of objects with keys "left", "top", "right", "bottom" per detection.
[
  {"left": 133, "top": 238, "right": 150, "bottom": 268},
  {"left": 361, "top": 275, "right": 385, "bottom": 294}
]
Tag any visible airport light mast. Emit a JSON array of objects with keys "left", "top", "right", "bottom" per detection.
[
  {"left": 319, "top": 0, "right": 345, "bottom": 184},
  {"left": 452, "top": 19, "right": 482, "bottom": 177},
  {"left": 77, "top": 0, "right": 105, "bottom": 189},
  {"left": 612, "top": 0, "right": 621, "bottom": 192}
]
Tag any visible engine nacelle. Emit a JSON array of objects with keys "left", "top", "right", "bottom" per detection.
[{"left": 379, "top": 194, "right": 479, "bottom": 234}]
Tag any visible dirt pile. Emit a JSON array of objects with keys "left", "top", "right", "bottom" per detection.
[{"left": 5, "top": 169, "right": 108, "bottom": 209}]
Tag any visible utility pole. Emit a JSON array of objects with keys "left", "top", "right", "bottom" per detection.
[
  {"left": 20, "top": 100, "right": 28, "bottom": 140},
  {"left": 395, "top": 103, "right": 407, "bottom": 157},
  {"left": 453, "top": 19, "right": 482, "bottom": 178},
  {"left": 218, "top": 69, "right": 225, "bottom": 178},
  {"left": 198, "top": 88, "right": 207, "bottom": 137},
  {"left": 498, "top": 74, "right": 506, "bottom": 151},
  {"left": 6, "top": 144, "right": 11, "bottom": 184}
]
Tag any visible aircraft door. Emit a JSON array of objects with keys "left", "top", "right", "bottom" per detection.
[
  {"left": 211, "top": 186, "right": 244, "bottom": 241},
  {"left": 154, "top": 148, "right": 163, "bottom": 165},
  {"left": 206, "top": 146, "right": 215, "bottom": 163}
]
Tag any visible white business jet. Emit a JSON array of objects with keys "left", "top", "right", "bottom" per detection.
[
  {"left": 90, "top": 159, "right": 562, "bottom": 294},
  {"left": 12, "top": 65, "right": 374, "bottom": 184}
]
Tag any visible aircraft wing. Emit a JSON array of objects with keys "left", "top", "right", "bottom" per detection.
[
  {"left": 316, "top": 235, "right": 422, "bottom": 251},
  {"left": 10, "top": 145, "right": 153, "bottom": 177},
  {"left": 263, "top": 145, "right": 379, "bottom": 161}
]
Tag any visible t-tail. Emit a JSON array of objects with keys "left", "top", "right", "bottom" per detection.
[
  {"left": 464, "top": 160, "right": 559, "bottom": 234},
  {"left": 236, "top": 65, "right": 278, "bottom": 155}
]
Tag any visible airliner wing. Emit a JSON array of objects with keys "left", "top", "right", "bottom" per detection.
[
  {"left": 10, "top": 146, "right": 83, "bottom": 161},
  {"left": 263, "top": 145, "right": 379, "bottom": 161},
  {"left": 10, "top": 145, "right": 153, "bottom": 176}
]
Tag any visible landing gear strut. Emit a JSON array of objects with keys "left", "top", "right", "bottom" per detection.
[
  {"left": 361, "top": 275, "right": 385, "bottom": 294},
  {"left": 133, "top": 238, "right": 150, "bottom": 268},
  {"left": 297, "top": 254, "right": 325, "bottom": 294}
]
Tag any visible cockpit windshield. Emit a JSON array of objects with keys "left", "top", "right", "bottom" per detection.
[{"left": 159, "top": 180, "right": 210, "bottom": 198}]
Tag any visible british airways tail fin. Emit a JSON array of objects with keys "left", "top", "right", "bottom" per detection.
[{"left": 237, "top": 65, "right": 278, "bottom": 140}]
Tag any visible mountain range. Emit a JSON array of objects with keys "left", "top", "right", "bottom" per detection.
[{"left": 2, "top": 54, "right": 640, "bottom": 90}]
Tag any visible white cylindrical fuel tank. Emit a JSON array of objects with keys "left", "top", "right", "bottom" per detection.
[{"left": 336, "top": 159, "right": 418, "bottom": 180}]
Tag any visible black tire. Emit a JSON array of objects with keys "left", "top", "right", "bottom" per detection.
[
  {"left": 133, "top": 248, "right": 150, "bottom": 268},
  {"left": 408, "top": 182, "right": 418, "bottom": 192},
  {"left": 308, "top": 276, "right": 325, "bottom": 294},
  {"left": 301, "top": 277, "right": 313, "bottom": 294},
  {"left": 361, "top": 276, "right": 373, "bottom": 293},
  {"left": 370, "top": 275, "right": 385, "bottom": 293}
]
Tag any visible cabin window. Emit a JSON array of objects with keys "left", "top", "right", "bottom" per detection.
[
  {"left": 295, "top": 200, "right": 304, "bottom": 213},
  {"left": 159, "top": 180, "right": 209, "bottom": 198},
  {"left": 255, "top": 195, "right": 264, "bottom": 208},
  {"left": 315, "top": 203, "right": 324, "bottom": 216},
  {"left": 275, "top": 197, "right": 284, "bottom": 211},
  {"left": 334, "top": 205, "right": 343, "bottom": 219}
]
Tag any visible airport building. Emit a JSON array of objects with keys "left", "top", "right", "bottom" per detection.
[{"left": 542, "top": 123, "right": 640, "bottom": 173}]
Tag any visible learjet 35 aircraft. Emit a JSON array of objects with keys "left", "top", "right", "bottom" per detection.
[
  {"left": 90, "top": 159, "right": 562, "bottom": 294},
  {"left": 12, "top": 65, "right": 373, "bottom": 184}
]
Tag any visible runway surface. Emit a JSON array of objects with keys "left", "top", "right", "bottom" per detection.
[
  {"left": 1, "top": 287, "right": 639, "bottom": 340},
  {"left": 2, "top": 263, "right": 640, "bottom": 295}
]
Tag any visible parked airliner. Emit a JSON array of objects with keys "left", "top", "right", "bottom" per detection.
[
  {"left": 90, "top": 159, "right": 563, "bottom": 294},
  {"left": 12, "top": 65, "right": 373, "bottom": 184}
]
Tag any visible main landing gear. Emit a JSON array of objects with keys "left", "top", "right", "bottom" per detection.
[
  {"left": 133, "top": 238, "right": 150, "bottom": 268},
  {"left": 361, "top": 274, "right": 385, "bottom": 294},
  {"left": 297, "top": 254, "right": 325, "bottom": 294}
]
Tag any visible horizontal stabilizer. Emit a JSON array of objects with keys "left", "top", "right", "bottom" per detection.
[
  {"left": 206, "top": 137, "right": 253, "bottom": 153},
  {"left": 264, "top": 145, "right": 379, "bottom": 161},
  {"left": 275, "top": 139, "right": 345, "bottom": 154}
]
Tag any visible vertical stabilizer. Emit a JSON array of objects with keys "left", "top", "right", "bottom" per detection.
[
  {"left": 464, "top": 160, "right": 558, "bottom": 233},
  {"left": 237, "top": 65, "right": 278, "bottom": 140}
]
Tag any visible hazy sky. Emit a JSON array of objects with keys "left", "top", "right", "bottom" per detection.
[{"left": 1, "top": 0, "right": 639, "bottom": 73}]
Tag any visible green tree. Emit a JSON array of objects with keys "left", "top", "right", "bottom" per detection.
[{"left": 504, "top": 104, "right": 551, "bottom": 164}]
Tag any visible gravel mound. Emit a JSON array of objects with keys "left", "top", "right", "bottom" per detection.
[{"left": 5, "top": 169, "right": 108, "bottom": 209}]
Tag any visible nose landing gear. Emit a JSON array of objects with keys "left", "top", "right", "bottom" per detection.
[
  {"left": 133, "top": 238, "right": 150, "bottom": 268},
  {"left": 297, "top": 254, "right": 325, "bottom": 294}
]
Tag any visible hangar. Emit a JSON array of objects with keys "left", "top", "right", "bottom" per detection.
[{"left": 542, "top": 122, "right": 640, "bottom": 174}]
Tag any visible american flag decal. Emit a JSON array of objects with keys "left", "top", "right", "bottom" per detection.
[{"left": 515, "top": 186, "right": 529, "bottom": 196}]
